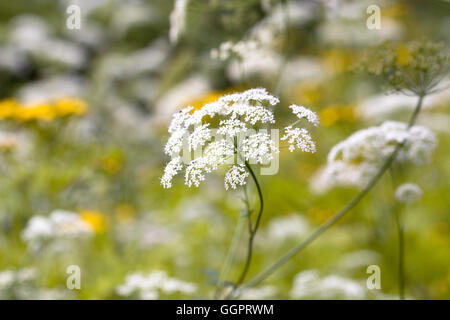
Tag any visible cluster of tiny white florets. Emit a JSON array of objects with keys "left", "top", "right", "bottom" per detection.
[
  {"left": 161, "top": 88, "right": 318, "bottom": 189},
  {"left": 395, "top": 183, "right": 423, "bottom": 204},
  {"left": 225, "top": 165, "right": 249, "bottom": 190},
  {"left": 322, "top": 121, "right": 437, "bottom": 187},
  {"left": 282, "top": 126, "right": 316, "bottom": 153},
  {"left": 289, "top": 105, "right": 320, "bottom": 127},
  {"left": 281, "top": 105, "right": 318, "bottom": 153},
  {"left": 242, "top": 132, "right": 279, "bottom": 164}
]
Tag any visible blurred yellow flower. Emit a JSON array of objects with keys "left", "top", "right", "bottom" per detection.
[
  {"left": 0, "top": 97, "right": 88, "bottom": 122},
  {"left": 319, "top": 104, "right": 358, "bottom": 127},
  {"left": 322, "top": 49, "right": 354, "bottom": 73},
  {"left": 80, "top": 210, "right": 108, "bottom": 234},
  {"left": 290, "top": 82, "right": 321, "bottom": 105}
]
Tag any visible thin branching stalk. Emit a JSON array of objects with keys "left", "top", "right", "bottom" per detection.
[
  {"left": 223, "top": 162, "right": 263, "bottom": 299},
  {"left": 389, "top": 167, "right": 406, "bottom": 300},
  {"left": 235, "top": 162, "right": 264, "bottom": 285},
  {"left": 214, "top": 213, "right": 246, "bottom": 299},
  {"left": 394, "top": 205, "right": 405, "bottom": 300},
  {"left": 238, "top": 94, "right": 425, "bottom": 291}
]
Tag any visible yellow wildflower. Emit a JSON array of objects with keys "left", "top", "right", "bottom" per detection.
[
  {"left": 0, "top": 97, "right": 88, "bottom": 122},
  {"left": 80, "top": 210, "right": 108, "bottom": 234},
  {"left": 322, "top": 49, "right": 354, "bottom": 73},
  {"left": 319, "top": 104, "right": 358, "bottom": 127},
  {"left": 290, "top": 82, "right": 321, "bottom": 105}
]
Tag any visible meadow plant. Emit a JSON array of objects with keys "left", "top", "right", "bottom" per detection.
[
  {"left": 161, "top": 88, "right": 318, "bottom": 298},
  {"left": 161, "top": 40, "right": 448, "bottom": 299}
]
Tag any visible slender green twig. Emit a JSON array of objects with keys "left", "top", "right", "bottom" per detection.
[
  {"left": 394, "top": 204, "right": 405, "bottom": 300},
  {"left": 389, "top": 167, "right": 405, "bottom": 300},
  {"left": 224, "top": 161, "right": 263, "bottom": 299},
  {"left": 214, "top": 212, "right": 246, "bottom": 299},
  {"left": 273, "top": 0, "right": 291, "bottom": 96},
  {"left": 240, "top": 94, "right": 425, "bottom": 290},
  {"left": 235, "top": 162, "right": 264, "bottom": 285}
]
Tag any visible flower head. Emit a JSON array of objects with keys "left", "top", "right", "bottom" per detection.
[
  {"left": 161, "top": 88, "right": 318, "bottom": 189},
  {"left": 357, "top": 41, "right": 450, "bottom": 95},
  {"left": 322, "top": 121, "right": 437, "bottom": 188}
]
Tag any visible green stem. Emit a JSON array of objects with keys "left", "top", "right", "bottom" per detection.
[
  {"left": 273, "top": 0, "right": 291, "bottom": 96},
  {"left": 242, "top": 94, "right": 424, "bottom": 290},
  {"left": 394, "top": 206, "right": 405, "bottom": 300},
  {"left": 389, "top": 167, "right": 405, "bottom": 300},
  {"left": 227, "top": 161, "right": 263, "bottom": 297},
  {"left": 215, "top": 213, "right": 246, "bottom": 298}
]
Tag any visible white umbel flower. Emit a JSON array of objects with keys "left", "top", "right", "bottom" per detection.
[
  {"left": 242, "top": 132, "right": 279, "bottom": 164},
  {"left": 289, "top": 104, "right": 320, "bottom": 127},
  {"left": 322, "top": 121, "right": 437, "bottom": 188},
  {"left": 188, "top": 124, "right": 211, "bottom": 151},
  {"left": 161, "top": 157, "right": 183, "bottom": 189},
  {"left": 217, "top": 119, "right": 247, "bottom": 137},
  {"left": 225, "top": 165, "right": 249, "bottom": 190},
  {"left": 281, "top": 126, "right": 316, "bottom": 152},
  {"left": 395, "top": 183, "right": 423, "bottom": 204},
  {"left": 161, "top": 88, "right": 317, "bottom": 189}
]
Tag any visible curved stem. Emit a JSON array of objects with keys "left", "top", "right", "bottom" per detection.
[
  {"left": 230, "top": 161, "right": 264, "bottom": 295},
  {"left": 242, "top": 94, "right": 425, "bottom": 290}
]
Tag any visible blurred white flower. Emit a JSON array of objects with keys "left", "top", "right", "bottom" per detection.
[
  {"left": 111, "top": 1, "right": 154, "bottom": 35},
  {"left": 290, "top": 270, "right": 365, "bottom": 299},
  {"left": 116, "top": 270, "right": 196, "bottom": 299},
  {"left": 17, "top": 75, "right": 86, "bottom": 104},
  {"left": 0, "top": 267, "right": 71, "bottom": 299},
  {"left": 8, "top": 15, "right": 86, "bottom": 69},
  {"left": 265, "top": 214, "right": 310, "bottom": 243},
  {"left": 358, "top": 89, "right": 450, "bottom": 122},
  {"left": 210, "top": 40, "right": 259, "bottom": 61},
  {"left": 169, "top": 0, "right": 189, "bottom": 44},
  {"left": 0, "top": 45, "right": 28, "bottom": 74},
  {"left": 319, "top": 121, "right": 437, "bottom": 189},
  {"left": 239, "top": 285, "right": 277, "bottom": 300},
  {"left": 395, "top": 183, "right": 423, "bottom": 204},
  {"left": 337, "top": 250, "right": 381, "bottom": 270},
  {"left": 21, "top": 210, "right": 93, "bottom": 244}
]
